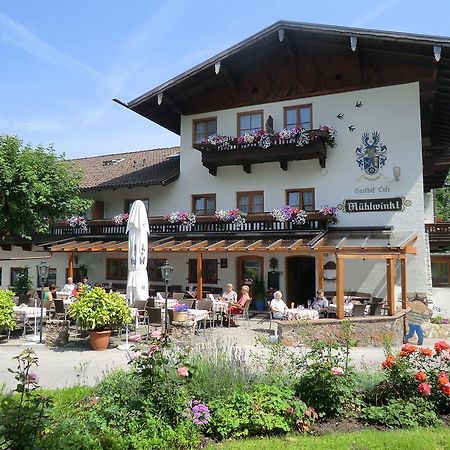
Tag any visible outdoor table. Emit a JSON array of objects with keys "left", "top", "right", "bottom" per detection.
[
  {"left": 212, "top": 300, "right": 228, "bottom": 326},
  {"left": 154, "top": 298, "right": 177, "bottom": 309},
  {"left": 56, "top": 291, "right": 71, "bottom": 301},
  {"left": 285, "top": 308, "right": 319, "bottom": 320},
  {"left": 326, "top": 303, "right": 354, "bottom": 317},
  {"left": 13, "top": 306, "right": 47, "bottom": 337}
]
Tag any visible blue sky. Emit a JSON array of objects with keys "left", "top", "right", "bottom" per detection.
[{"left": 1, "top": 0, "right": 449, "bottom": 159}]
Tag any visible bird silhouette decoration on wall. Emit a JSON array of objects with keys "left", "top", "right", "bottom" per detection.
[
  {"left": 348, "top": 125, "right": 355, "bottom": 132},
  {"left": 355, "top": 101, "right": 363, "bottom": 108},
  {"left": 336, "top": 113, "right": 344, "bottom": 120}
]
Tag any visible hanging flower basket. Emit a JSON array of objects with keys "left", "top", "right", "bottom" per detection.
[
  {"left": 164, "top": 211, "right": 196, "bottom": 230},
  {"left": 319, "top": 206, "right": 338, "bottom": 224},
  {"left": 66, "top": 216, "right": 87, "bottom": 231},
  {"left": 112, "top": 212, "right": 129, "bottom": 225},
  {"left": 214, "top": 209, "right": 247, "bottom": 227},
  {"left": 271, "top": 206, "right": 307, "bottom": 225}
]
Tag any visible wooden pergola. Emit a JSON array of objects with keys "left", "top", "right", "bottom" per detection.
[
  {"left": 49, "top": 230, "right": 417, "bottom": 315},
  {"left": 313, "top": 230, "right": 417, "bottom": 319}
]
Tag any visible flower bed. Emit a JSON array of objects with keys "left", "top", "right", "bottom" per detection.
[
  {"left": 164, "top": 211, "right": 196, "bottom": 230},
  {"left": 214, "top": 208, "right": 247, "bottom": 227}
]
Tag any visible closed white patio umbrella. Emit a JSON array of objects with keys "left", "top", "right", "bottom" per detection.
[{"left": 126, "top": 200, "right": 150, "bottom": 305}]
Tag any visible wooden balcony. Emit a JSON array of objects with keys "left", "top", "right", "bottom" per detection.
[
  {"left": 426, "top": 222, "right": 450, "bottom": 249},
  {"left": 49, "top": 212, "right": 332, "bottom": 239},
  {"left": 193, "top": 129, "right": 332, "bottom": 176}
]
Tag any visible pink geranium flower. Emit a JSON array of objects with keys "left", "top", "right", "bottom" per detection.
[
  {"left": 331, "top": 367, "right": 344, "bottom": 375},
  {"left": 150, "top": 330, "right": 162, "bottom": 339},
  {"left": 25, "top": 372, "right": 39, "bottom": 385},
  {"left": 177, "top": 366, "right": 189, "bottom": 377},
  {"left": 418, "top": 382, "right": 431, "bottom": 396}
]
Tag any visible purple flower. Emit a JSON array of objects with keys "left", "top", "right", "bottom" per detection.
[
  {"left": 191, "top": 400, "right": 210, "bottom": 426},
  {"left": 25, "top": 372, "right": 39, "bottom": 385}
]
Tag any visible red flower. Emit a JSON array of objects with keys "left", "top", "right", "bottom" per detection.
[
  {"left": 438, "top": 373, "right": 449, "bottom": 386},
  {"left": 399, "top": 350, "right": 409, "bottom": 357},
  {"left": 382, "top": 354, "right": 396, "bottom": 369},
  {"left": 415, "top": 371, "right": 427, "bottom": 382},
  {"left": 420, "top": 347, "right": 433, "bottom": 357},
  {"left": 418, "top": 382, "right": 432, "bottom": 396},
  {"left": 441, "top": 383, "right": 450, "bottom": 396},
  {"left": 434, "top": 340, "right": 450, "bottom": 353},
  {"left": 401, "top": 343, "right": 416, "bottom": 354}
]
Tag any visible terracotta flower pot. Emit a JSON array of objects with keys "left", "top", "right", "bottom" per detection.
[{"left": 89, "top": 330, "right": 111, "bottom": 351}]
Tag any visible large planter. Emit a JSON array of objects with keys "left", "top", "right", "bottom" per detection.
[
  {"left": 173, "top": 311, "right": 188, "bottom": 322},
  {"left": 89, "top": 330, "right": 112, "bottom": 351}
]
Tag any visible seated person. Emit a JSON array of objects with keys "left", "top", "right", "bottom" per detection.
[
  {"left": 227, "top": 285, "right": 251, "bottom": 326},
  {"left": 270, "top": 291, "right": 288, "bottom": 320},
  {"left": 62, "top": 277, "right": 76, "bottom": 293},
  {"left": 221, "top": 283, "right": 237, "bottom": 303},
  {"left": 311, "top": 289, "right": 329, "bottom": 311},
  {"left": 44, "top": 285, "right": 57, "bottom": 302}
]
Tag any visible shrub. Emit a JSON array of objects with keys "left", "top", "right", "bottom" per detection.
[
  {"left": 0, "top": 289, "right": 16, "bottom": 331},
  {"left": 377, "top": 342, "right": 450, "bottom": 413},
  {"left": 362, "top": 398, "right": 442, "bottom": 428},
  {"left": 295, "top": 340, "right": 361, "bottom": 417},
  {"left": 68, "top": 287, "right": 132, "bottom": 331},
  {"left": 187, "top": 339, "right": 256, "bottom": 403},
  {"left": 207, "top": 383, "right": 308, "bottom": 440},
  {"left": 0, "top": 349, "right": 52, "bottom": 449}
]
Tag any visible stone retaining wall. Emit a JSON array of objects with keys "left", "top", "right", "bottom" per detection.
[
  {"left": 45, "top": 319, "right": 70, "bottom": 347},
  {"left": 277, "top": 312, "right": 406, "bottom": 347}
]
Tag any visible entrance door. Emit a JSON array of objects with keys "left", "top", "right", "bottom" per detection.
[
  {"left": 236, "top": 256, "right": 264, "bottom": 299},
  {"left": 286, "top": 256, "right": 315, "bottom": 307}
]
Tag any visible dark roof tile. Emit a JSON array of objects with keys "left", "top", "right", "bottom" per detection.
[{"left": 72, "top": 147, "right": 180, "bottom": 191}]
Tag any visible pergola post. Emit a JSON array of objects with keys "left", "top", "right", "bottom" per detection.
[
  {"left": 68, "top": 252, "right": 74, "bottom": 279},
  {"left": 400, "top": 257, "right": 407, "bottom": 309},
  {"left": 387, "top": 258, "right": 395, "bottom": 316},
  {"left": 197, "top": 252, "right": 203, "bottom": 301},
  {"left": 317, "top": 252, "right": 324, "bottom": 291},
  {"left": 336, "top": 254, "right": 344, "bottom": 319}
]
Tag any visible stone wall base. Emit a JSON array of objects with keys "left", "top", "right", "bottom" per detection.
[
  {"left": 45, "top": 320, "right": 70, "bottom": 347},
  {"left": 277, "top": 312, "right": 406, "bottom": 347},
  {"left": 170, "top": 320, "right": 196, "bottom": 348}
]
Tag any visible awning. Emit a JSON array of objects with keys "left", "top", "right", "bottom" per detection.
[{"left": 313, "top": 229, "right": 417, "bottom": 255}]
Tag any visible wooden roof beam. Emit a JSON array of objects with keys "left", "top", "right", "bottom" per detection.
[
  {"left": 105, "top": 241, "right": 128, "bottom": 252},
  {"left": 188, "top": 240, "right": 209, "bottom": 252},
  {"left": 288, "top": 239, "right": 305, "bottom": 251},
  {"left": 206, "top": 240, "right": 227, "bottom": 251},
  {"left": 151, "top": 240, "right": 176, "bottom": 251},
  {"left": 170, "top": 240, "right": 193, "bottom": 251},
  {"left": 267, "top": 239, "right": 284, "bottom": 251},
  {"left": 246, "top": 239, "right": 264, "bottom": 251},
  {"left": 225, "top": 240, "right": 246, "bottom": 251}
]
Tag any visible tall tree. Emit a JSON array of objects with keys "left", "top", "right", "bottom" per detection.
[
  {"left": 0, "top": 135, "right": 92, "bottom": 239},
  {"left": 435, "top": 174, "right": 450, "bottom": 221}
]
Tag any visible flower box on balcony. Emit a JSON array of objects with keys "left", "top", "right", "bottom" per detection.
[{"left": 193, "top": 128, "right": 336, "bottom": 175}]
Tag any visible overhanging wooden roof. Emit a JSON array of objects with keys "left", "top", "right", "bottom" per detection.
[
  {"left": 49, "top": 237, "right": 314, "bottom": 253},
  {"left": 118, "top": 20, "right": 450, "bottom": 189}
]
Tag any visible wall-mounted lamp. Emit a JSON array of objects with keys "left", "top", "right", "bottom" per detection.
[
  {"left": 393, "top": 166, "right": 401, "bottom": 182},
  {"left": 73, "top": 253, "right": 79, "bottom": 266}
]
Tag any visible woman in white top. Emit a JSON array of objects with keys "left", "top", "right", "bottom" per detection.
[
  {"left": 221, "top": 283, "right": 237, "bottom": 303},
  {"left": 270, "top": 291, "right": 288, "bottom": 320}
]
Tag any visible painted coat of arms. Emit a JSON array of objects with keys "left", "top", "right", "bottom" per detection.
[{"left": 355, "top": 131, "right": 387, "bottom": 177}]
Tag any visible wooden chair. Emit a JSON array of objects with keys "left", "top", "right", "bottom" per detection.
[
  {"left": 146, "top": 307, "right": 162, "bottom": 335},
  {"left": 352, "top": 304, "right": 366, "bottom": 317},
  {"left": 196, "top": 299, "right": 214, "bottom": 328},
  {"left": 369, "top": 303, "right": 383, "bottom": 316},
  {"left": 53, "top": 300, "right": 67, "bottom": 320},
  {"left": 180, "top": 299, "right": 195, "bottom": 309},
  {"left": 133, "top": 299, "right": 148, "bottom": 325}
]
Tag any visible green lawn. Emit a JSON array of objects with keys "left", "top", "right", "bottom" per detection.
[{"left": 207, "top": 427, "right": 450, "bottom": 450}]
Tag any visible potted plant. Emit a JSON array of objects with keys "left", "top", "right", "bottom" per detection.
[
  {"left": 0, "top": 290, "right": 16, "bottom": 335},
  {"left": 252, "top": 276, "right": 266, "bottom": 312},
  {"left": 68, "top": 287, "right": 132, "bottom": 351},
  {"left": 13, "top": 266, "right": 33, "bottom": 303},
  {"left": 173, "top": 303, "right": 189, "bottom": 322}
]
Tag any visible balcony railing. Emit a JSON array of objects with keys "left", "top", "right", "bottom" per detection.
[
  {"left": 49, "top": 212, "right": 332, "bottom": 237},
  {"left": 426, "top": 222, "right": 450, "bottom": 246}
]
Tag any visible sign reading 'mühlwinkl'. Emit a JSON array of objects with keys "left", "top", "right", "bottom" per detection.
[{"left": 341, "top": 197, "right": 410, "bottom": 213}]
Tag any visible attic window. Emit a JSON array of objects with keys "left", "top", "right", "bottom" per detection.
[{"left": 102, "top": 158, "right": 125, "bottom": 167}]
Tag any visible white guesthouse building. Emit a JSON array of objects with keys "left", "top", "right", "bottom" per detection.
[{"left": 2, "top": 22, "right": 450, "bottom": 319}]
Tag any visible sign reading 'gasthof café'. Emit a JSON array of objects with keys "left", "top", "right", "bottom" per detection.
[{"left": 340, "top": 197, "right": 410, "bottom": 213}]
